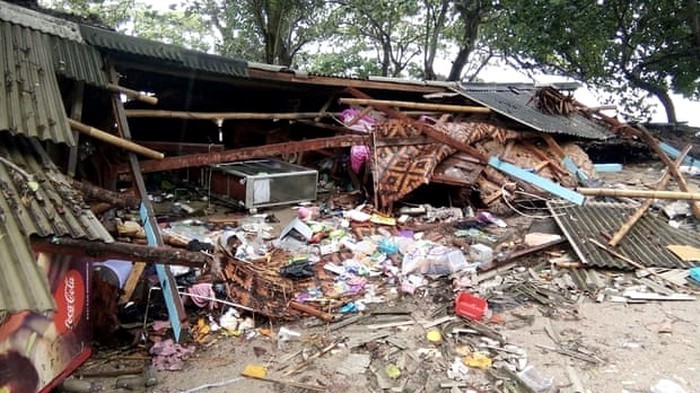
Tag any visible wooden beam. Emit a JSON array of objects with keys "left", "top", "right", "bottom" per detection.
[
  {"left": 134, "top": 141, "right": 225, "bottom": 154},
  {"left": 70, "top": 179, "right": 141, "bottom": 208},
  {"left": 67, "top": 119, "right": 165, "bottom": 160},
  {"left": 339, "top": 97, "right": 490, "bottom": 113},
  {"left": 117, "top": 134, "right": 369, "bottom": 174},
  {"left": 106, "top": 83, "right": 158, "bottom": 105},
  {"left": 607, "top": 145, "right": 692, "bottom": 247},
  {"left": 577, "top": 188, "right": 700, "bottom": 201},
  {"left": 67, "top": 81, "right": 84, "bottom": 177},
  {"left": 345, "top": 87, "right": 488, "bottom": 162},
  {"left": 109, "top": 65, "right": 187, "bottom": 342},
  {"left": 31, "top": 237, "right": 209, "bottom": 267}
]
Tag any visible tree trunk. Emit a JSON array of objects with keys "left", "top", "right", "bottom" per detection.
[
  {"left": 447, "top": 1, "right": 485, "bottom": 81},
  {"left": 626, "top": 70, "right": 677, "bottom": 123},
  {"left": 448, "top": 46, "right": 472, "bottom": 81},
  {"left": 687, "top": 0, "right": 700, "bottom": 48}
]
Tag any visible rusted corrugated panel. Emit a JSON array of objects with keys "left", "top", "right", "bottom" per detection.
[
  {"left": 0, "top": 133, "right": 113, "bottom": 314},
  {"left": 0, "top": 21, "right": 74, "bottom": 145},
  {"left": 50, "top": 35, "right": 108, "bottom": 86},
  {"left": 456, "top": 84, "right": 612, "bottom": 140},
  {"left": 548, "top": 200, "right": 700, "bottom": 270}
]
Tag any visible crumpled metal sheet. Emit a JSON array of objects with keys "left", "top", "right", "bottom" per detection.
[{"left": 549, "top": 200, "right": 700, "bottom": 270}]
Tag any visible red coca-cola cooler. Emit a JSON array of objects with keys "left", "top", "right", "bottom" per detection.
[{"left": 0, "top": 253, "right": 92, "bottom": 393}]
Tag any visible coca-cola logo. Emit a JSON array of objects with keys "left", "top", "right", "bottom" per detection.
[{"left": 54, "top": 269, "right": 85, "bottom": 334}]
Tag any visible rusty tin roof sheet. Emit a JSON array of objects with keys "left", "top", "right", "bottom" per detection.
[
  {"left": 456, "top": 84, "right": 612, "bottom": 140},
  {"left": 0, "top": 133, "right": 113, "bottom": 314},
  {"left": 0, "top": 21, "right": 74, "bottom": 145},
  {"left": 548, "top": 200, "right": 700, "bottom": 270}
]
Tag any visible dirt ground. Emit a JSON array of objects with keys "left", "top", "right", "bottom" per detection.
[{"left": 74, "top": 162, "right": 700, "bottom": 393}]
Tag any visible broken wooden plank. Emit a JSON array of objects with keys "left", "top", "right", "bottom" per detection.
[
  {"left": 488, "top": 156, "right": 585, "bottom": 205},
  {"left": 577, "top": 188, "right": 700, "bottom": 201},
  {"left": 338, "top": 97, "right": 491, "bottom": 113},
  {"left": 119, "top": 134, "right": 369, "bottom": 174},
  {"left": 30, "top": 237, "right": 210, "bottom": 267},
  {"left": 67, "top": 119, "right": 164, "bottom": 160}
]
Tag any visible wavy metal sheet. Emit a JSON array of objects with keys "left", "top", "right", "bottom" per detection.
[
  {"left": 0, "top": 0, "right": 83, "bottom": 42},
  {"left": 0, "top": 133, "right": 113, "bottom": 314},
  {"left": 548, "top": 200, "right": 700, "bottom": 270},
  {"left": 455, "top": 84, "right": 612, "bottom": 140},
  {"left": 0, "top": 21, "right": 74, "bottom": 145},
  {"left": 50, "top": 35, "right": 108, "bottom": 86},
  {"left": 82, "top": 25, "right": 248, "bottom": 78}
]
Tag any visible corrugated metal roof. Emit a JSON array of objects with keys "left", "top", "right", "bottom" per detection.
[
  {"left": 50, "top": 34, "right": 108, "bottom": 86},
  {"left": 0, "top": 21, "right": 74, "bottom": 145},
  {"left": 455, "top": 84, "right": 612, "bottom": 140},
  {"left": 0, "top": 0, "right": 83, "bottom": 42},
  {"left": 81, "top": 24, "right": 248, "bottom": 78},
  {"left": 548, "top": 200, "right": 700, "bottom": 270},
  {"left": 0, "top": 132, "right": 113, "bottom": 314}
]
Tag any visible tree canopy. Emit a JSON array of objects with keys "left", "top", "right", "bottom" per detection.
[{"left": 39, "top": 0, "right": 699, "bottom": 123}]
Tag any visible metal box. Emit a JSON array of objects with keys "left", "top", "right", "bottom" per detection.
[{"left": 205, "top": 159, "right": 318, "bottom": 209}]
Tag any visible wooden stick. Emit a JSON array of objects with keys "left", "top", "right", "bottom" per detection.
[
  {"left": 119, "top": 262, "right": 146, "bottom": 305},
  {"left": 590, "top": 239, "right": 688, "bottom": 290},
  {"left": 107, "top": 83, "right": 158, "bottom": 105},
  {"left": 338, "top": 98, "right": 490, "bottom": 113},
  {"left": 577, "top": 188, "right": 700, "bottom": 201},
  {"left": 636, "top": 126, "right": 700, "bottom": 218},
  {"left": 67, "top": 119, "right": 164, "bottom": 160},
  {"left": 608, "top": 145, "right": 692, "bottom": 247}
]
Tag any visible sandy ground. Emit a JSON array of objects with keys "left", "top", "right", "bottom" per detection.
[{"left": 75, "top": 163, "right": 700, "bottom": 393}]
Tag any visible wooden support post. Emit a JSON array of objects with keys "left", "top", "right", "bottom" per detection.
[
  {"left": 338, "top": 97, "right": 491, "bottom": 113},
  {"left": 108, "top": 66, "right": 187, "bottom": 342},
  {"left": 30, "top": 237, "right": 210, "bottom": 267},
  {"left": 345, "top": 87, "right": 488, "bottom": 162},
  {"left": 636, "top": 126, "right": 700, "bottom": 219},
  {"left": 116, "top": 134, "right": 369, "bottom": 174},
  {"left": 67, "top": 81, "right": 84, "bottom": 177},
  {"left": 106, "top": 83, "right": 158, "bottom": 105},
  {"left": 67, "top": 119, "right": 165, "bottom": 160},
  {"left": 577, "top": 188, "right": 700, "bottom": 201},
  {"left": 607, "top": 145, "right": 692, "bottom": 247}
]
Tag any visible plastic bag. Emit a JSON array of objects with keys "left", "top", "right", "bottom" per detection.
[{"left": 401, "top": 244, "right": 468, "bottom": 276}]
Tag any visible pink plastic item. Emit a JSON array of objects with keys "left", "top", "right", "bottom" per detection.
[{"left": 455, "top": 292, "right": 487, "bottom": 320}]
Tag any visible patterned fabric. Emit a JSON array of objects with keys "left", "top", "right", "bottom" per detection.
[{"left": 373, "top": 119, "right": 510, "bottom": 210}]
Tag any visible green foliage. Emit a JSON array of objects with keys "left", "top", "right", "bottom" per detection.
[{"left": 497, "top": 0, "right": 700, "bottom": 122}]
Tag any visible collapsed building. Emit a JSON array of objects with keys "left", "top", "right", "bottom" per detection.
[{"left": 1, "top": 1, "right": 699, "bottom": 392}]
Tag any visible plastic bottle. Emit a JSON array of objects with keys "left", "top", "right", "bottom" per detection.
[{"left": 518, "top": 365, "right": 554, "bottom": 393}]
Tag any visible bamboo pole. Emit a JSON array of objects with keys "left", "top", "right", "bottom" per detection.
[
  {"left": 106, "top": 83, "right": 158, "bottom": 105},
  {"left": 636, "top": 126, "right": 700, "bottom": 218},
  {"left": 125, "top": 109, "right": 334, "bottom": 120},
  {"left": 578, "top": 188, "right": 700, "bottom": 201},
  {"left": 67, "top": 119, "right": 164, "bottom": 160},
  {"left": 607, "top": 145, "right": 692, "bottom": 247},
  {"left": 338, "top": 97, "right": 491, "bottom": 113}
]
